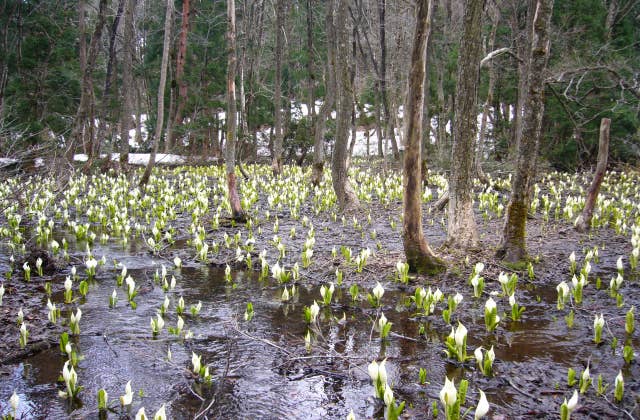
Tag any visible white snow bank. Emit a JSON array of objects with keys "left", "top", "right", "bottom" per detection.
[
  {"left": 73, "top": 153, "right": 186, "bottom": 166},
  {"left": 0, "top": 158, "right": 19, "bottom": 166}
]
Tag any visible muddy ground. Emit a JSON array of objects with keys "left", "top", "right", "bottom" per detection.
[{"left": 0, "top": 163, "right": 639, "bottom": 419}]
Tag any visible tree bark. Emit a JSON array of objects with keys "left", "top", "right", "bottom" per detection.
[
  {"left": 239, "top": 4, "right": 248, "bottom": 141},
  {"left": 164, "top": 70, "right": 177, "bottom": 152},
  {"left": 66, "top": 0, "right": 108, "bottom": 162},
  {"left": 378, "top": 0, "right": 400, "bottom": 160},
  {"left": 169, "top": 0, "right": 191, "bottom": 150},
  {"left": 0, "top": 1, "right": 21, "bottom": 122},
  {"left": 119, "top": 0, "right": 135, "bottom": 167},
  {"left": 332, "top": 0, "right": 360, "bottom": 211},
  {"left": 403, "top": 0, "right": 445, "bottom": 274},
  {"left": 93, "top": 0, "right": 125, "bottom": 162},
  {"left": 436, "top": 66, "right": 448, "bottom": 164},
  {"left": 140, "top": 0, "right": 173, "bottom": 186},
  {"left": 311, "top": 2, "right": 337, "bottom": 187},
  {"left": 497, "top": 0, "right": 554, "bottom": 263},
  {"left": 272, "top": 0, "right": 285, "bottom": 175},
  {"left": 306, "top": 0, "right": 315, "bottom": 122},
  {"left": 575, "top": 118, "right": 610, "bottom": 232},
  {"left": 446, "top": 0, "right": 484, "bottom": 249},
  {"left": 509, "top": 0, "right": 536, "bottom": 158},
  {"left": 476, "top": 10, "right": 499, "bottom": 184},
  {"left": 225, "top": 0, "right": 245, "bottom": 220}
]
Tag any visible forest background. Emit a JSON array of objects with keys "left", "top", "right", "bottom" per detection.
[{"left": 0, "top": 0, "right": 638, "bottom": 172}]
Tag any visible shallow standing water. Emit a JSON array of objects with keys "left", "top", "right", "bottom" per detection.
[
  {"left": 3, "top": 251, "right": 638, "bottom": 418},
  {"left": 1, "top": 166, "right": 639, "bottom": 419}
]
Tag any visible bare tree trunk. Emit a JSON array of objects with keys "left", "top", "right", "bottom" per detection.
[
  {"left": 509, "top": 0, "right": 536, "bottom": 158},
  {"left": 306, "top": 0, "right": 315, "bottom": 122},
  {"left": 93, "top": 0, "right": 125, "bottom": 162},
  {"left": 225, "top": 0, "right": 245, "bottom": 220},
  {"left": 169, "top": 0, "right": 191, "bottom": 149},
  {"left": 164, "top": 69, "right": 176, "bottom": 152},
  {"left": 446, "top": 0, "right": 484, "bottom": 249},
  {"left": 79, "top": 0, "right": 87, "bottom": 90},
  {"left": 376, "top": 99, "right": 384, "bottom": 157},
  {"left": 366, "top": 128, "right": 370, "bottom": 157},
  {"left": 140, "top": 0, "right": 173, "bottom": 186},
  {"left": 476, "top": 6, "right": 499, "bottom": 183},
  {"left": 311, "top": 3, "right": 337, "bottom": 187},
  {"left": 66, "top": 0, "right": 108, "bottom": 162},
  {"left": 239, "top": 31, "right": 248, "bottom": 140},
  {"left": 497, "top": 0, "right": 554, "bottom": 263},
  {"left": 379, "top": 0, "right": 400, "bottom": 160},
  {"left": 135, "top": 84, "right": 143, "bottom": 146},
  {"left": 346, "top": 26, "right": 358, "bottom": 169},
  {"left": 575, "top": 118, "right": 611, "bottom": 232},
  {"left": 403, "top": 0, "right": 445, "bottom": 274},
  {"left": 332, "top": 0, "right": 359, "bottom": 211},
  {"left": 119, "top": 0, "right": 135, "bottom": 167},
  {"left": 436, "top": 66, "right": 448, "bottom": 164},
  {"left": 272, "top": 0, "right": 285, "bottom": 175}
]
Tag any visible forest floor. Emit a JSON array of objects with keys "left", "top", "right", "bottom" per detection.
[{"left": 0, "top": 161, "right": 639, "bottom": 419}]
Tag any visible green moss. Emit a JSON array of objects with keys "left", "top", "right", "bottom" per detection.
[{"left": 502, "top": 260, "right": 529, "bottom": 271}]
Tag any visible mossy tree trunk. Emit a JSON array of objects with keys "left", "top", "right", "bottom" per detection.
[
  {"left": 497, "top": 0, "right": 554, "bottom": 263},
  {"left": 403, "top": 0, "right": 445, "bottom": 274},
  {"left": 446, "top": 0, "right": 484, "bottom": 249}
]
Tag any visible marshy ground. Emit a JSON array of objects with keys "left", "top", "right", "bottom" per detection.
[{"left": 0, "top": 161, "right": 639, "bottom": 419}]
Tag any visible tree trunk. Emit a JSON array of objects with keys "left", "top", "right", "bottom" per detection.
[
  {"left": 446, "top": 0, "right": 484, "bottom": 249},
  {"left": 79, "top": 0, "right": 87, "bottom": 88},
  {"left": 476, "top": 11, "right": 498, "bottom": 184},
  {"left": 346, "top": 26, "right": 358, "bottom": 169},
  {"left": 272, "top": 0, "right": 285, "bottom": 175},
  {"left": 239, "top": 29, "right": 248, "bottom": 141},
  {"left": 66, "top": 0, "right": 108, "bottom": 162},
  {"left": 575, "top": 118, "right": 610, "bottom": 232},
  {"left": 93, "top": 0, "right": 125, "bottom": 162},
  {"left": 0, "top": 2, "right": 21, "bottom": 122},
  {"left": 436, "top": 66, "right": 448, "bottom": 164},
  {"left": 376, "top": 97, "right": 384, "bottom": 157},
  {"left": 379, "top": 0, "right": 400, "bottom": 160},
  {"left": 332, "top": 0, "right": 359, "bottom": 211},
  {"left": 311, "top": 2, "right": 337, "bottom": 187},
  {"left": 140, "top": 0, "right": 173, "bottom": 186},
  {"left": 509, "top": 0, "right": 536, "bottom": 158},
  {"left": 225, "top": 0, "right": 245, "bottom": 221},
  {"left": 170, "top": 0, "right": 191, "bottom": 148},
  {"left": 119, "top": 0, "right": 135, "bottom": 167},
  {"left": 497, "top": 0, "right": 554, "bottom": 263},
  {"left": 403, "top": 0, "right": 445, "bottom": 274},
  {"left": 306, "top": 0, "right": 315, "bottom": 122},
  {"left": 164, "top": 69, "right": 177, "bottom": 152}
]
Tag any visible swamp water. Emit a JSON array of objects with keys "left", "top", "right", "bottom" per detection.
[
  {"left": 1, "top": 167, "right": 639, "bottom": 419},
  {"left": 3, "top": 244, "right": 636, "bottom": 419}
]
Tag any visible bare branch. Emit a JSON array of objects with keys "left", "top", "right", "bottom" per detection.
[{"left": 480, "top": 47, "right": 515, "bottom": 67}]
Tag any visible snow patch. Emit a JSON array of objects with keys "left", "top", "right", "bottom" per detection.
[{"left": 73, "top": 153, "right": 186, "bottom": 166}]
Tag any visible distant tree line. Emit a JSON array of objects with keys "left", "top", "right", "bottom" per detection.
[{"left": 0, "top": 0, "right": 637, "bottom": 171}]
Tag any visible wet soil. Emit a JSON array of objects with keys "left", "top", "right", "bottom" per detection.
[{"left": 0, "top": 164, "right": 639, "bottom": 419}]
